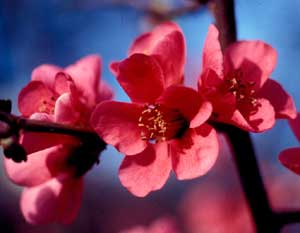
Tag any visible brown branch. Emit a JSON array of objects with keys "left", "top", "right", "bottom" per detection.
[{"left": 208, "top": 0, "right": 237, "bottom": 50}]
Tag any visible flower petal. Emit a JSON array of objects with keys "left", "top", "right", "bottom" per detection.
[
  {"left": 4, "top": 145, "right": 72, "bottom": 187},
  {"left": 119, "top": 142, "right": 171, "bottom": 197},
  {"left": 129, "top": 22, "right": 185, "bottom": 87},
  {"left": 279, "top": 147, "right": 300, "bottom": 174},
  {"left": 96, "top": 80, "right": 114, "bottom": 103},
  {"left": 289, "top": 112, "right": 300, "bottom": 142},
  {"left": 224, "top": 41, "right": 277, "bottom": 88},
  {"left": 171, "top": 124, "right": 219, "bottom": 180},
  {"left": 56, "top": 178, "right": 83, "bottom": 224},
  {"left": 128, "top": 31, "right": 153, "bottom": 55},
  {"left": 199, "top": 68, "right": 223, "bottom": 91},
  {"left": 18, "top": 81, "right": 55, "bottom": 117},
  {"left": 151, "top": 31, "right": 185, "bottom": 87},
  {"left": 129, "top": 21, "right": 182, "bottom": 55},
  {"left": 54, "top": 72, "right": 74, "bottom": 95},
  {"left": 113, "top": 54, "right": 164, "bottom": 103},
  {"left": 190, "top": 101, "right": 213, "bottom": 128},
  {"left": 20, "top": 130, "right": 77, "bottom": 155},
  {"left": 109, "top": 61, "right": 119, "bottom": 76},
  {"left": 31, "top": 64, "right": 62, "bottom": 90},
  {"left": 90, "top": 101, "right": 147, "bottom": 155},
  {"left": 227, "top": 98, "right": 275, "bottom": 132},
  {"left": 65, "top": 55, "right": 101, "bottom": 107},
  {"left": 246, "top": 98, "right": 276, "bottom": 132},
  {"left": 54, "top": 93, "right": 80, "bottom": 125},
  {"left": 19, "top": 112, "right": 77, "bottom": 154},
  {"left": 258, "top": 79, "right": 297, "bottom": 119},
  {"left": 157, "top": 85, "right": 204, "bottom": 122},
  {"left": 29, "top": 112, "right": 54, "bottom": 121},
  {"left": 20, "top": 176, "right": 83, "bottom": 225},
  {"left": 201, "top": 24, "right": 223, "bottom": 79}
]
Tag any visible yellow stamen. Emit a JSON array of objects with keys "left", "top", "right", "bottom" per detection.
[
  {"left": 224, "top": 69, "right": 261, "bottom": 113},
  {"left": 138, "top": 103, "right": 188, "bottom": 143}
]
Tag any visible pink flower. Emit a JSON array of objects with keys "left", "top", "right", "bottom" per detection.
[
  {"left": 4, "top": 55, "right": 113, "bottom": 224},
  {"left": 119, "top": 216, "right": 180, "bottom": 233},
  {"left": 91, "top": 22, "right": 219, "bottom": 197},
  {"left": 279, "top": 109, "right": 300, "bottom": 174},
  {"left": 198, "top": 25, "right": 296, "bottom": 132}
]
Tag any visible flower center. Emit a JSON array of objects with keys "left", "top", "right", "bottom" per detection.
[
  {"left": 224, "top": 69, "right": 261, "bottom": 113},
  {"left": 138, "top": 103, "right": 188, "bottom": 143},
  {"left": 39, "top": 96, "right": 56, "bottom": 114}
]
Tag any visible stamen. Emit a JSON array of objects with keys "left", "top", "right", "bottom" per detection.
[
  {"left": 224, "top": 69, "right": 261, "bottom": 114},
  {"left": 39, "top": 96, "right": 56, "bottom": 114},
  {"left": 138, "top": 103, "right": 188, "bottom": 143}
]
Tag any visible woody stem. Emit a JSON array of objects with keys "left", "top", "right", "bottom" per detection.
[
  {"left": 0, "top": 110, "right": 101, "bottom": 141},
  {"left": 207, "top": 0, "right": 236, "bottom": 52}
]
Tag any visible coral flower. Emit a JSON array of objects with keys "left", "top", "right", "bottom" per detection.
[
  {"left": 91, "top": 22, "right": 219, "bottom": 197},
  {"left": 3, "top": 55, "right": 113, "bottom": 224},
  {"left": 279, "top": 108, "right": 300, "bottom": 174},
  {"left": 198, "top": 25, "right": 296, "bottom": 132}
]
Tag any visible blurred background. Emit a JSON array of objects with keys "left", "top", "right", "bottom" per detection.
[{"left": 0, "top": 0, "right": 300, "bottom": 232}]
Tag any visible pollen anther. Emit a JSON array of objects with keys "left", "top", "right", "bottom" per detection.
[
  {"left": 225, "top": 69, "right": 261, "bottom": 113},
  {"left": 39, "top": 96, "right": 56, "bottom": 114},
  {"left": 138, "top": 103, "right": 188, "bottom": 143}
]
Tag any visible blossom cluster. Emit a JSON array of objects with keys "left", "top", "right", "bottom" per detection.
[{"left": 0, "top": 21, "right": 297, "bottom": 225}]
